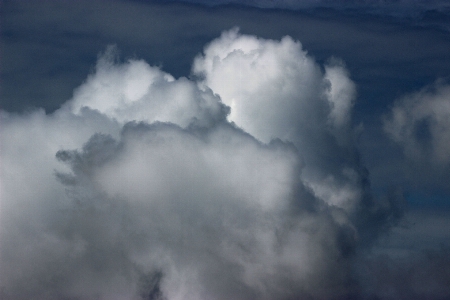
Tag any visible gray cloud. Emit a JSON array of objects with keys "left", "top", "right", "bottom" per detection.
[
  {"left": 48, "top": 122, "right": 356, "bottom": 299},
  {"left": 1, "top": 27, "right": 447, "bottom": 299},
  {"left": 380, "top": 81, "right": 450, "bottom": 195},
  {"left": 384, "top": 81, "right": 450, "bottom": 165}
]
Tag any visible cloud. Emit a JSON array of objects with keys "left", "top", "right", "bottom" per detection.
[
  {"left": 380, "top": 81, "right": 450, "bottom": 195},
  {"left": 193, "top": 28, "right": 361, "bottom": 212},
  {"left": 49, "top": 122, "right": 357, "bottom": 300},
  {"left": 1, "top": 30, "right": 405, "bottom": 299},
  {"left": 383, "top": 81, "right": 450, "bottom": 165},
  {"left": 68, "top": 45, "right": 229, "bottom": 128},
  {"left": 0, "top": 109, "right": 120, "bottom": 299}
]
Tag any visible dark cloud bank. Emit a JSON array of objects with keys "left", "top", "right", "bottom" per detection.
[{"left": 1, "top": 1, "right": 450, "bottom": 300}]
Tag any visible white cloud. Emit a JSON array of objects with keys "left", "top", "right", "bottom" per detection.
[
  {"left": 1, "top": 30, "right": 403, "bottom": 300},
  {"left": 0, "top": 113, "right": 355, "bottom": 299},
  {"left": 54, "top": 123, "right": 356, "bottom": 300},
  {"left": 68, "top": 46, "right": 229, "bottom": 129},
  {"left": 193, "top": 28, "right": 361, "bottom": 211},
  {"left": 193, "top": 28, "right": 323, "bottom": 144},
  {"left": 384, "top": 81, "right": 450, "bottom": 165}
]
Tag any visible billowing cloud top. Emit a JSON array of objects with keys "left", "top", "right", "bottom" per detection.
[
  {"left": 0, "top": 29, "right": 437, "bottom": 300},
  {"left": 68, "top": 46, "right": 229, "bottom": 129},
  {"left": 193, "top": 28, "right": 359, "bottom": 211}
]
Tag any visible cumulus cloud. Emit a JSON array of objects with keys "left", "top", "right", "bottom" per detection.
[
  {"left": 68, "top": 46, "right": 229, "bottom": 128},
  {"left": 383, "top": 81, "right": 450, "bottom": 165},
  {"left": 193, "top": 28, "right": 361, "bottom": 212},
  {"left": 1, "top": 30, "right": 404, "bottom": 299}
]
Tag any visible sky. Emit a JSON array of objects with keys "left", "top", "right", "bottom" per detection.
[{"left": 1, "top": 0, "right": 450, "bottom": 299}]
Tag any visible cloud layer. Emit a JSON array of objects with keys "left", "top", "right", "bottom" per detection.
[
  {"left": 0, "top": 29, "right": 433, "bottom": 300},
  {"left": 165, "top": 0, "right": 450, "bottom": 18}
]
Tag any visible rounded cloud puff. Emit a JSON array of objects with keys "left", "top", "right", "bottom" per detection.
[
  {"left": 69, "top": 46, "right": 229, "bottom": 129},
  {"left": 193, "top": 28, "right": 360, "bottom": 211}
]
